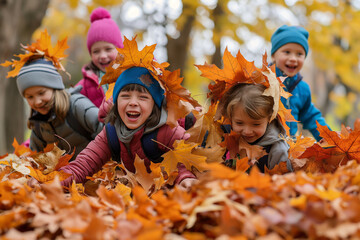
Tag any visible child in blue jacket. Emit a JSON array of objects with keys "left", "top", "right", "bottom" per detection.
[{"left": 271, "top": 25, "right": 330, "bottom": 141}]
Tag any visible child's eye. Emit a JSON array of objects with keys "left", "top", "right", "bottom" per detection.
[{"left": 140, "top": 95, "right": 149, "bottom": 99}]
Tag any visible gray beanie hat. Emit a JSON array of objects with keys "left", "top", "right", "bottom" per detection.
[{"left": 17, "top": 58, "right": 65, "bottom": 96}]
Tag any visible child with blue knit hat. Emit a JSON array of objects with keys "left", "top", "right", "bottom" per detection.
[
  {"left": 1, "top": 30, "right": 104, "bottom": 160},
  {"left": 59, "top": 66, "right": 197, "bottom": 191},
  {"left": 271, "top": 25, "right": 330, "bottom": 141}
]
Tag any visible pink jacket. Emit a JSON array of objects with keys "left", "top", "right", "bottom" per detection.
[
  {"left": 60, "top": 124, "right": 195, "bottom": 186},
  {"left": 75, "top": 66, "right": 104, "bottom": 108}
]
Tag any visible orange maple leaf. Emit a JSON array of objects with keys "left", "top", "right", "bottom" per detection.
[
  {"left": 1, "top": 29, "right": 68, "bottom": 78},
  {"left": 131, "top": 155, "right": 165, "bottom": 194},
  {"left": 220, "top": 131, "right": 266, "bottom": 161},
  {"left": 236, "top": 157, "right": 251, "bottom": 172},
  {"left": 186, "top": 103, "right": 223, "bottom": 148},
  {"left": 160, "top": 140, "right": 208, "bottom": 174},
  {"left": 162, "top": 69, "right": 201, "bottom": 127},
  {"left": 27, "top": 167, "right": 71, "bottom": 183},
  {"left": 12, "top": 138, "right": 36, "bottom": 157},
  {"left": 195, "top": 48, "right": 242, "bottom": 83},
  {"left": 265, "top": 161, "right": 290, "bottom": 175},
  {"left": 287, "top": 135, "right": 315, "bottom": 170},
  {"left": 299, "top": 123, "right": 360, "bottom": 172},
  {"left": 101, "top": 36, "right": 157, "bottom": 85}
]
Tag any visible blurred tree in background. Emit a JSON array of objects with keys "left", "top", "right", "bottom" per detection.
[{"left": 1, "top": 0, "right": 360, "bottom": 154}]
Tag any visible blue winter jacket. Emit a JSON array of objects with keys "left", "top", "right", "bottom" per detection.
[{"left": 276, "top": 67, "right": 329, "bottom": 141}]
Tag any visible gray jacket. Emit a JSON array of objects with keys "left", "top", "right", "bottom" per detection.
[
  {"left": 254, "top": 119, "right": 293, "bottom": 171},
  {"left": 29, "top": 86, "right": 104, "bottom": 159}
]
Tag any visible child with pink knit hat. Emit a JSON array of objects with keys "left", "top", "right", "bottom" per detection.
[{"left": 76, "top": 7, "right": 123, "bottom": 109}]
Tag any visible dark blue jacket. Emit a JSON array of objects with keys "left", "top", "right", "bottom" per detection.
[{"left": 276, "top": 67, "right": 329, "bottom": 141}]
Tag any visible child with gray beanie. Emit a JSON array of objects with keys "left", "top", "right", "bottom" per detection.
[
  {"left": 2, "top": 30, "right": 105, "bottom": 160},
  {"left": 270, "top": 25, "right": 330, "bottom": 141},
  {"left": 15, "top": 58, "right": 104, "bottom": 160}
]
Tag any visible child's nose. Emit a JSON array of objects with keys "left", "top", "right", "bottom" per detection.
[
  {"left": 242, "top": 126, "right": 252, "bottom": 135},
  {"left": 289, "top": 53, "right": 297, "bottom": 61},
  {"left": 128, "top": 97, "right": 138, "bottom": 106},
  {"left": 99, "top": 51, "right": 107, "bottom": 58},
  {"left": 34, "top": 97, "right": 42, "bottom": 106}
]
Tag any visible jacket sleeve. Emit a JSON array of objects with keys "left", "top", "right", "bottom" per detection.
[
  {"left": 267, "top": 141, "right": 293, "bottom": 172},
  {"left": 298, "top": 83, "right": 329, "bottom": 141},
  {"left": 59, "top": 127, "right": 112, "bottom": 187},
  {"left": 157, "top": 125, "right": 196, "bottom": 183},
  {"left": 70, "top": 87, "right": 104, "bottom": 138},
  {"left": 98, "top": 97, "right": 114, "bottom": 123}
]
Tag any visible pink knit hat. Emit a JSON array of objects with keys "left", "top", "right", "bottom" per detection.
[{"left": 87, "top": 7, "right": 123, "bottom": 53}]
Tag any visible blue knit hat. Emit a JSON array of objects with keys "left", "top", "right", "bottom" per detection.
[
  {"left": 17, "top": 58, "right": 65, "bottom": 96},
  {"left": 271, "top": 25, "right": 309, "bottom": 56},
  {"left": 113, "top": 67, "right": 165, "bottom": 108}
]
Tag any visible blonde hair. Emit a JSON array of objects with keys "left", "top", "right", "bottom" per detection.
[
  {"left": 105, "top": 84, "right": 161, "bottom": 128},
  {"left": 28, "top": 89, "right": 70, "bottom": 129},
  {"left": 218, "top": 83, "right": 274, "bottom": 121}
]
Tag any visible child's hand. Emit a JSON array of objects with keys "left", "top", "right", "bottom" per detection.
[
  {"left": 178, "top": 178, "right": 198, "bottom": 191},
  {"left": 27, "top": 177, "right": 40, "bottom": 188},
  {"left": 98, "top": 97, "right": 114, "bottom": 122}
]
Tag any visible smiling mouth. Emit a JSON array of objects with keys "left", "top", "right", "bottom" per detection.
[
  {"left": 286, "top": 65, "right": 297, "bottom": 70},
  {"left": 127, "top": 112, "right": 140, "bottom": 119}
]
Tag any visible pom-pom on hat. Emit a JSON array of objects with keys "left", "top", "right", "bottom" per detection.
[
  {"left": 113, "top": 67, "right": 165, "bottom": 108},
  {"left": 17, "top": 58, "right": 64, "bottom": 96},
  {"left": 87, "top": 7, "right": 123, "bottom": 53},
  {"left": 271, "top": 25, "right": 309, "bottom": 56}
]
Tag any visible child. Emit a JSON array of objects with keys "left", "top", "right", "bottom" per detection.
[
  {"left": 60, "top": 67, "right": 197, "bottom": 188},
  {"left": 218, "top": 83, "right": 293, "bottom": 172},
  {"left": 271, "top": 25, "right": 330, "bottom": 141},
  {"left": 76, "top": 7, "right": 123, "bottom": 108},
  {"left": 17, "top": 58, "right": 104, "bottom": 160}
]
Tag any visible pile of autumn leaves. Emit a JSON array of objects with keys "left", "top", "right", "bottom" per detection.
[{"left": 1, "top": 121, "right": 360, "bottom": 240}]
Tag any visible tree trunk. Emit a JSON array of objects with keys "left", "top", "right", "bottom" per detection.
[
  {"left": 166, "top": 3, "right": 195, "bottom": 75},
  {"left": 211, "top": 3, "right": 224, "bottom": 68},
  {"left": 0, "top": 0, "right": 49, "bottom": 154}
]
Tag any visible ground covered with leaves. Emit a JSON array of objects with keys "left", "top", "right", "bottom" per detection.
[{"left": 2, "top": 124, "right": 360, "bottom": 240}]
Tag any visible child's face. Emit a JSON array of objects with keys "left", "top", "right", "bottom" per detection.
[
  {"left": 90, "top": 41, "right": 118, "bottom": 72},
  {"left": 24, "top": 86, "right": 54, "bottom": 115},
  {"left": 231, "top": 105, "right": 269, "bottom": 143},
  {"left": 271, "top": 43, "right": 306, "bottom": 77},
  {"left": 117, "top": 90, "right": 155, "bottom": 129}
]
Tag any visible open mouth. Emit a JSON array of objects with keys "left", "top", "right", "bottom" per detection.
[
  {"left": 126, "top": 111, "right": 140, "bottom": 119},
  {"left": 285, "top": 64, "right": 297, "bottom": 70},
  {"left": 100, "top": 61, "right": 111, "bottom": 67}
]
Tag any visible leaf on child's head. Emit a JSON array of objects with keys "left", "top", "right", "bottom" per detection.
[
  {"left": 162, "top": 69, "right": 201, "bottom": 128},
  {"left": 1, "top": 29, "right": 69, "bottom": 78},
  {"left": 101, "top": 36, "right": 157, "bottom": 85}
]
